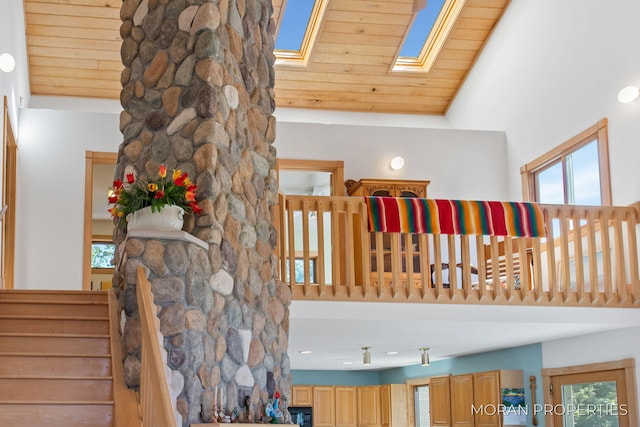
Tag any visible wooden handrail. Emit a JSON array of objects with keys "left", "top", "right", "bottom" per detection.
[
  {"left": 277, "top": 195, "right": 640, "bottom": 308},
  {"left": 136, "top": 266, "right": 178, "bottom": 427}
]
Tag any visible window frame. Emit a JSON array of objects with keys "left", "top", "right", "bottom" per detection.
[
  {"left": 541, "top": 358, "right": 638, "bottom": 427},
  {"left": 520, "top": 118, "right": 612, "bottom": 206},
  {"left": 91, "top": 234, "right": 115, "bottom": 274}
]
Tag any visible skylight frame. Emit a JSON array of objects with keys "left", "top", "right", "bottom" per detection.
[
  {"left": 392, "top": 0, "right": 465, "bottom": 74},
  {"left": 274, "top": 0, "right": 330, "bottom": 67}
]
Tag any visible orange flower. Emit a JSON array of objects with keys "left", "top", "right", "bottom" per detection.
[
  {"left": 159, "top": 165, "right": 167, "bottom": 178},
  {"left": 172, "top": 169, "right": 182, "bottom": 181},
  {"left": 148, "top": 183, "right": 158, "bottom": 192},
  {"left": 175, "top": 172, "right": 188, "bottom": 187},
  {"left": 185, "top": 191, "right": 196, "bottom": 202}
]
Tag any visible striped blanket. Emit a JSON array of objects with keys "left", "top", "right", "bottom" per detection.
[{"left": 365, "top": 197, "right": 546, "bottom": 237}]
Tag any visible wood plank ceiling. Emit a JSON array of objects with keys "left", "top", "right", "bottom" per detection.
[{"left": 23, "top": 0, "right": 509, "bottom": 115}]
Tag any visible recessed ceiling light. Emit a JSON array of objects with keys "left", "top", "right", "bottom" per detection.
[
  {"left": 343, "top": 361, "right": 353, "bottom": 365},
  {"left": 299, "top": 350, "right": 313, "bottom": 354},
  {"left": 385, "top": 351, "right": 399, "bottom": 355}
]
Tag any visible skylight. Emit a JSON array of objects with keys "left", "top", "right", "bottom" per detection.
[
  {"left": 399, "top": 0, "right": 446, "bottom": 58},
  {"left": 275, "top": 0, "right": 316, "bottom": 52},
  {"left": 274, "top": 0, "right": 329, "bottom": 66},
  {"left": 393, "top": 0, "right": 465, "bottom": 73}
]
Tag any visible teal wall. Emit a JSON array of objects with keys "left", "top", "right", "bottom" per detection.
[
  {"left": 293, "top": 343, "right": 544, "bottom": 427},
  {"left": 292, "top": 370, "right": 381, "bottom": 386}
]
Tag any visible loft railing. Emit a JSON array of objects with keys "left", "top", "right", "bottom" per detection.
[
  {"left": 136, "top": 267, "right": 179, "bottom": 427},
  {"left": 276, "top": 195, "right": 640, "bottom": 307}
]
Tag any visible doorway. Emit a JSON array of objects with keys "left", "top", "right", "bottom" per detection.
[
  {"left": 542, "top": 359, "right": 638, "bottom": 427},
  {"left": 82, "top": 151, "right": 117, "bottom": 290}
]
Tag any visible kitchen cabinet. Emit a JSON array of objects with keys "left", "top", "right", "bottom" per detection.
[
  {"left": 451, "top": 374, "right": 474, "bottom": 427},
  {"left": 314, "top": 386, "right": 336, "bottom": 427},
  {"left": 430, "top": 376, "right": 452, "bottom": 427},
  {"left": 430, "top": 370, "right": 523, "bottom": 427},
  {"left": 380, "top": 384, "right": 407, "bottom": 427},
  {"left": 346, "top": 178, "right": 431, "bottom": 287},
  {"left": 335, "top": 386, "right": 358, "bottom": 427},
  {"left": 292, "top": 385, "right": 313, "bottom": 407},
  {"left": 357, "top": 385, "right": 381, "bottom": 427}
]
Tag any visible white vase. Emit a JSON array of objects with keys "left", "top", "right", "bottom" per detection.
[{"left": 126, "top": 205, "right": 185, "bottom": 231}]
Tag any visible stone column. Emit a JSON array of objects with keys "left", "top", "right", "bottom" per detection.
[{"left": 115, "top": 0, "right": 287, "bottom": 425}]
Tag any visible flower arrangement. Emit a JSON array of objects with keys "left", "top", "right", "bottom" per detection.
[{"left": 108, "top": 164, "right": 202, "bottom": 221}]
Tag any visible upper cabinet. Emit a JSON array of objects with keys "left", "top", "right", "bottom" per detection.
[{"left": 292, "top": 385, "right": 313, "bottom": 407}]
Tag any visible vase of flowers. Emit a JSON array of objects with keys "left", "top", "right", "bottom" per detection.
[{"left": 108, "top": 164, "right": 201, "bottom": 231}]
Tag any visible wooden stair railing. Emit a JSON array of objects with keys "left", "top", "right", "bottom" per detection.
[
  {"left": 136, "top": 266, "right": 178, "bottom": 427},
  {"left": 277, "top": 195, "right": 640, "bottom": 307}
]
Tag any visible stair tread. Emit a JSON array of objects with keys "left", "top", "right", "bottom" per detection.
[
  {"left": 0, "top": 315, "right": 108, "bottom": 320},
  {"left": 0, "top": 290, "right": 107, "bottom": 295},
  {"left": 0, "top": 332, "right": 109, "bottom": 338},
  {"left": 0, "top": 352, "right": 111, "bottom": 357},
  {"left": 0, "top": 300, "right": 107, "bottom": 305},
  {"left": 0, "top": 375, "right": 113, "bottom": 380},
  {"left": 0, "top": 400, "right": 114, "bottom": 405}
]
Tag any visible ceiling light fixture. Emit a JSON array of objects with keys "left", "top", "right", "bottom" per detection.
[
  {"left": 390, "top": 156, "right": 405, "bottom": 171},
  {"left": 299, "top": 350, "right": 313, "bottom": 354},
  {"left": 618, "top": 85, "right": 639, "bottom": 104},
  {"left": 419, "top": 347, "right": 430, "bottom": 366},
  {"left": 362, "top": 346, "right": 372, "bottom": 365},
  {"left": 385, "top": 351, "right": 399, "bottom": 355},
  {"left": 0, "top": 53, "right": 16, "bottom": 73},
  {"left": 343, "top": 361, "right": 353, "bottom": 365}
]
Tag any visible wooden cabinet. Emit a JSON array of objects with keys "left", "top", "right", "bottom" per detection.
[
  {"left": 292, "top": 385, "right": 313, "bottom": 406},
  {"left": 314, "top": 386, "right": 336, "bottom": 427},
  {"left": 380, "top": 384, "right": 407, "bottom": 427},
  {"left": 430, "top": 376, "right": 452, "bottom": 427},
  {"left": 346, "top": 179, "right": 430, "bottom": 199},
  {"left": 335, "top": 386, "right": 358, "bottom": 427},
  {"left": 357, "top": 385, "right": 381, "bottom": 427},
  {"left": 430, "top": 370, "right": 523, "bottom": 427},
  {"left": 451, "top": 374, "right": 474, "bottom": 427},
  {"left": 346, "top": 179, "right": 431, "bottom": 287}
]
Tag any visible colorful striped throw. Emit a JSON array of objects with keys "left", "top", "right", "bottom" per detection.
[{"left": 365, "top": 197, "right": 546, "bottom": 237}]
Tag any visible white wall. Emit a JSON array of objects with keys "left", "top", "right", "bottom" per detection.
[
  {"left": 447, "top": 0, "right": 640, "bottom": 205},
  {"left": 542, "top": 326, "right": 640, "bottom": 423},
  {"left": 16, "top": 108, "right": 120, "bottom": 289},
  {"left": 275, "top": 121, "right": 509, "bottom": 201},
  {"left": 1, "top": 0, "right": 30, "bottom": 130}
]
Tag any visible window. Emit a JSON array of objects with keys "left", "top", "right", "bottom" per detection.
[
  {"left": 414, "top": 384, "right": 430, "bottom": 427},
  {"left": 91, "top": 240, "right": 115, "bottom": 271},
  {"left": 274, "top": 0, "right": 329, "bottom": 66},
  {"left": 542, "top": 358, "right": 637, "bottom": 427},
  {"left": 286, "top": 256, "right": 317, "bottom": 284},
  {"left": 521, "top": 119, "right": 611, "bottom": 206}
]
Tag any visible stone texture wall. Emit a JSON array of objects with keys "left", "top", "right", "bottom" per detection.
[{"left": 114, "top": 0, "right": 287, "bottom": 424}]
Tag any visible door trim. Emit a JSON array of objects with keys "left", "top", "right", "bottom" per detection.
[{"left": 541, "top": 358, "right": 638, "bottom": 427}]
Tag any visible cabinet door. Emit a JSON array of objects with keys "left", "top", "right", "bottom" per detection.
[
  {"left": 451, "top": 374, "right": 474, "bottom": 427},
  {"left": 430, "top": 376, "right": 452, "bottom": 427},
  {"left": 314, "top": 386, "right": 336, "bottom": 427},
  {"left": 357, "top": 386, "right": 381, "bottom": 427},
  {"left": 335, "top": 386, "right": 357, "bottom": 427},
  {"left": 473, "top": 371, "right": 500, "bottom": 427},
  {"left": 380, "top": 385, "right": 391, "bottom": 426},
  {"left": 292, "top": 385, "right": 313, "bottom": 406}
]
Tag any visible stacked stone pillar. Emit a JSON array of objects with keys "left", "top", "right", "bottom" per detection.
[{"left": 114, "top": 0, "right": 289, "bottom": 425}]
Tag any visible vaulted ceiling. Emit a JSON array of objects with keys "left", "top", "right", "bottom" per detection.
[{"left": 23, "top": 0, "right": 509, "bottom": 115}]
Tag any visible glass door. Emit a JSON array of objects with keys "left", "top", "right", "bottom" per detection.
[{"left": 550, "top": 369, "right": 629, "bottom": 427}]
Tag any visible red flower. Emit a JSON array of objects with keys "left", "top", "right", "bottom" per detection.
[
  {"left": 187, "top": 184, "right": 198, "bottom": 192},
  {"left": 190, "top": 202, "right": 202, "bottom": 215},
  {"left": 108, "top": 194, "right": 118, "bottom": 204},
  {"left": 155, "top": 190, "right": 165, "bottom": 199},
  {"left": 175, "top": 172, "right": 188, "bottom": 186},
  {"left": 113, "top": 179, "right": 123, "bottom": 189},
  {"left": 126, "top": 173, "right": 135, "bottom": 184}
]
